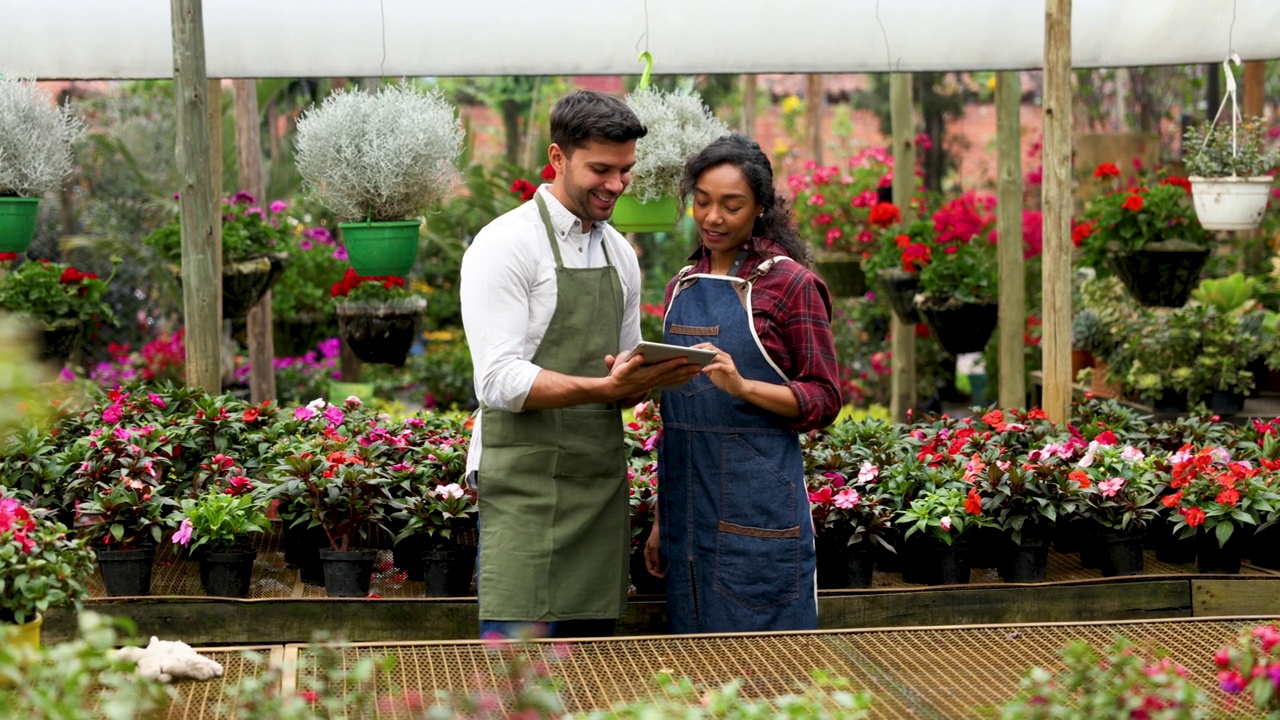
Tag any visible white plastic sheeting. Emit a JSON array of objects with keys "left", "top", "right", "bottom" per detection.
[{"left": 1, "top": 0, "right": 1277, "bottom": 80}]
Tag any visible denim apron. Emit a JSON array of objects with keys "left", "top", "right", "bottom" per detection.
[
  {"left": 477, "top": 193, "right": 629, "bottom": 621},
  {"left": 657, "top": 257, "right": 817, "bottom": 633}
]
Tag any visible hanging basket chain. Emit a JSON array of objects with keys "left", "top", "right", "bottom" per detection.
[{"left": 1196, "top": 53, "right": 1244, "bottom": 177}]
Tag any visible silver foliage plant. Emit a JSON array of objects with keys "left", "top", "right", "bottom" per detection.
[
  {"left": 625, "top": 86, "right": 729, "bottom": 203},
  {"left": 0, "top": 75, "right": 86, "bottom": 197},
  {"left": 295, "top": 83, "right": 464, "bottom": 222}
]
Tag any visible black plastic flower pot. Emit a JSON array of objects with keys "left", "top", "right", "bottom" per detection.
[
  {"left": 816, "top": 530, "right": 875, "bottom": 589},
  {"left": 1098, "top": 528, "right": 1145, "bottom": 577},
  {"left": 1109, "top": 244, "right": 1210, "bottom": 308},
  {"left": 968, "top": 526, "right": 1005, "bottom": 570},
  {"left": 1196, "top": 528, "right": 1247, "bottom": 574},
  {"left": 813, "top": 257, "right": 866, "bottom": 298},
  {"left": 38, "top": 319, "right": 85, "bottom": 364},
  {"left": 392, "top": 533, "right": 427, "bottom": 582},
  {"left": 95, "top": 545, "right": 156, "bottom": 597},
  {"left": 1152, "top": 389, "right": 1188, "bottom": 414},
  {"left": 1001, "top": 525, "right": 1051, "bottom": 583},
  {"left": 918, "top": 302, "right": 999, "bottom": 356},
  {"left": 875, "top": 269, "right": 921, "bottom": 323},
  {"left": 422, "top": 548, "right": 476, "bottom": 598},
  {"left": 1150, "top": 515, "right": 1197, "bottom": 565},
  {"left": 283, "top": 522, "right": 328, "bottom": 586},
  {"left": 1201, "top": 390, "right": 1246, "bottom": 417},
  {"left": 199, "top": 548, "right": 257, "bottom": 598},
  {"left": 318, "top": 548, "right": 377, "bottom": 597},
  {"left": 1248, "top": 524, "right": 1280, "bottom": 569},
  {"left": 336, "top": 303, "right": 425, "bottom": 366}
]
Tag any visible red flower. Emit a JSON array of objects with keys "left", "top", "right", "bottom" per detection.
[
  {"left": 1161, "top": 491, "right": 1183, "bottom": 508},
  {"left": 540, "top": 163, "right": 557, "bottom": 181},
  {"left": 1094, "top": 162, "right": 1121, "bottom": 179},
  {"left": 1094, "top": 430, "right": 1118, "bottom": 446},
  {"left": 300, "top": 690, "right": 320, "bottom": 703},
  {"left": 0, "top": 252, "right": 18, "bottom": 262},
  {"left": 510, "top": 179, "right": 538, "bottom": 202},
  {"left": 1071, "top": 221, "right": 1094, "bottom": 247},
  {"left": 1068, "top": 470, "right": 1092, "bottom": 489},
  {"left": 1215, "top": 488, "right": 1241, "bottom": 506},
  {"left": 243, "top": 407, "right": 260, "bottom": 423},
  {"left": 1160, "top": 176, "right": 1193, "bottom": 194},
  {"left": 900, "top": 242, "right": 931, "bottom": 272},
  {"left": 868, "top": 202, "right": 901, "bottom": 227},
  {"left": 1121, "top": 194, "right": 1145, "bottom": 212},
  {"left": 964, "top": 488, "right": 983, "bottom": 515},
  {"left": 1183, "top": 506, "right": 1206, "bottom": 527}
]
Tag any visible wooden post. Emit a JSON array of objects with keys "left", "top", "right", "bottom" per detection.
[
  {"left": 1041, "top": 0, "right": 1072, "bottom": 423},
  {"left": 233, "top": 79, "right": 277, "bottom": 404},
  {"left": 889, "top": 73, "right": 916, "bottom": 423},
  {"left": 805, "top": 73, "right": 823, "bottom": 165},
  {"left": 172, "top": 0, "right": 220, "bottom": 392},
  {"left": 741, "top": 74, "right": 757, "bottom": 136},
  {"left": 1244, "top": 61, "right": 1265, "bottom": 119},
  {"left": 996, "top": 71, "right": 1026, "bottom": 409}
]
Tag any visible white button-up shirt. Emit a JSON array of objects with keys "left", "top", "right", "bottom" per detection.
[{"left": 460, "top": 185, "right": 643, "bottom": 474}]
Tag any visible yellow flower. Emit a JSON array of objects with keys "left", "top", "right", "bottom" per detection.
[
  {"left": 985, "top": 76, "right": 997, "bottom": 91},
  {"left": 780, "top": 94, "right": 801, "bottom": 114},
  {"left": 773, "top": 138, "right": 791, "bottom": 156}
]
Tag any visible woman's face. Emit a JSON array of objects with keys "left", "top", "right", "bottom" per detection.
[{"left": 691, "top": 163, "right": 761, "bottom": 258}]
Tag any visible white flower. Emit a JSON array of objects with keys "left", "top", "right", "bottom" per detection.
[
  {"left": 306, "top": 397, "right": 327, "bottom": 411},
  {"left": 857, "top": 462, "right": 879, "bottom": 484},
  {"left": 344, "top": 395, "right": 363, "bottom": 408},
  {"left": 434, "top": 483, "right": 465, "bottom": 500},
  {"left": 1077, "top": 453, "right": 1095, "bottom": 469},
  {"left": 940, "top": 516, "right": 953, "bottom": 531}
]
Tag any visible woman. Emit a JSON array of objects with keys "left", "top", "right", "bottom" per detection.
[{"left": 644, "top": 133, "right": 842, "bottom": 633}]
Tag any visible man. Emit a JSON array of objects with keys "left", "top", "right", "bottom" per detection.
[{"left": 460, "top": 90, "right": 698, "bottom": 639}]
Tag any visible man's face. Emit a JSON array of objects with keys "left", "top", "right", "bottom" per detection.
[{"left": 548, "top": 139, "right": 636, "bottom": 231}]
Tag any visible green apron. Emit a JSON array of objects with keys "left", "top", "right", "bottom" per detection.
[{"left": 477, "top": 193, "right": 629, "bottom": 621}]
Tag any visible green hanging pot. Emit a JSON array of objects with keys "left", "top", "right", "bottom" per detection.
[
  {"left": 610, "top": 194, "right": 680, "bottom": 234},
  {"left": 338, "top": 219, "right": 422, "bottom": 277},
  {"left": 0, "top": 197, "right": 41, "bottom": 254}
]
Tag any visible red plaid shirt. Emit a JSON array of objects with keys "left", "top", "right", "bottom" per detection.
[{"left": 664, "top": 238, "right": 842, "bottom": 431}]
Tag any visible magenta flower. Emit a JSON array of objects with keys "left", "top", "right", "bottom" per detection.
[
  {"left": 172, "top": 518, "right": 194, "bottom": 547},
  {"left": 323, "top": 406, "right": 345, "bottom": 425},
  {"left": 102, "top": 403, "right": 122, "bottom": 423},
  {"left": 269, "top": 200, "right": 288, "bottom": 213},
  {"left": 294, "top": 406, "right": 317, "bottom": 421},
  {"left": 299, "top": 239, "right": 313, "bottom": 251},
  {"left": 332, "top": 246, "right": 348, "bottom": 261},
  {"left": 147, "top": 392, "right": 166, "bottom": 409}
]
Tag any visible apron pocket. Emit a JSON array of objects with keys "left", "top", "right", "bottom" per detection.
[
  {"left": 673, "top": 374, "right": 718, "bottom": 398},
  {"left": 713, "top": 523, "right": 801, "bottom": 611},
  {"left": 719, "top": 433, "right": 799, "bottom": 527},
  {"left": 557, "top": 407, "right": 625, "bottom": 478}
]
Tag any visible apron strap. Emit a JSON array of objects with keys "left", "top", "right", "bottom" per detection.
[{"left": 743, "top": 255, "right": 792, "bottom": 285}]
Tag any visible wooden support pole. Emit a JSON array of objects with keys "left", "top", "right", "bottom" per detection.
[
  {"left": 1041, "top": 0, "right": 1072, "bottom": 422},
  {"left": 996, "top": 71, "right": 1026, "bottom": 409},
  {"left": 805, "top": 73, "right": 823, "bottom": 165},
  {"left": 234, "top": 78, "right": 277, "bottom": 404},
  {"left": 741, "top": 74, "right": 757, "bottom": 136},
  {"left": 1244, "top": 61, "right": 1266, "bottom": 118},
  {"left": 172, "top": 0, "right": 220, "bottom": 392},
  {"left": 889, "top": 73, "right": 916, "bottom": 423}
]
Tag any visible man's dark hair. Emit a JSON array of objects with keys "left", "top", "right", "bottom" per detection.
[{"left": 549, "top": 90, "right": 647, "bottom": 155}]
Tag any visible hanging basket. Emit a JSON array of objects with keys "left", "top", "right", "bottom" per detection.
[
  {"left": 875, "top": 268, "right": 921, "bottom": 323},
  {"left": 336, "top": 298, "right": 426, "bottom": 366},
  {"left": 917, "top": 301, "right": 998, "bottom": 356},
  {"left": 1108, "top": 240, "right": 1209, "bottom": 308},
  {"left": 610, "top": 194, "right": 680, "bottom": 234},
  {"left": 0, "top": 197, "right": 40, "bottom": 254},
  {"left": 223, "top": 254, "right": 287, "bottom": 319},
  {"left": 38, "top": 318, "right": 84, "bottom": 363},
  {"left": 338, "top": 220, "right": 422, "bottom": 277},
  {"left": 812, "top": 256, "right": 866, "bottom": 298},
  {"left": 1188, "top": 176, "right": 1273, "bottom": 231}
]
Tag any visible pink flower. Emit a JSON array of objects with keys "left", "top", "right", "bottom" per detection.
[
  {"left": 833, "top": 488, "right": 860, "bottom": 509},
  {"left": 102, "top": 403, "right": 122, "bottom": 423},
  {"left": 269, "top": 200, "right": 288, "bottom": 213},
  {"left": 294, "top": 406, "right": 317, "bottom": 421},
  {"left": 332, "top": 246, "right": 349, "bottom": 261},
  {"left": 940, "top": 516, "right": 953, "bottom": 531},
  {"left": 1099, "top": 477, "right": 1125, "bottom": 498},
  {"left": 147, "top": 392, "right": 166, "bottom": 408},
  {"left": 857, "top": 462, "right": 878, "bottom": 484},
  {"left": 1120, "top": 446, "right": 1145, "bottom": 463},
  {"left": 323, "top": 406, "right": 345, "bottom": 425},
  {"left": 172, "top": 517, "right": 193, "bottom": 547},
  {"left": 434, "top": 483, "right": 465, "bottom": 500}
]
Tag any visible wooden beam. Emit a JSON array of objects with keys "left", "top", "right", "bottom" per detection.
[
  {"left": 996, "top": 71, "right": 1026, "bottom": 409},
  {"left": 1041, "top": 0, "right": 1072, "bottom": 423},
  {"left": 889, "top": 74, "right": 916, "bottom": 423},
  {"left": 234, "top": 78, "right": 277, "bottom": 404},
  {"left": 741, "top": 74, "right": 757, "bottom": 136},
  {"left": 172, "top": 0, "right": 220, "bottom": 392},
  {"left": 805, "top": 73, "right": 823, "bottom": 165},
  {"left": 1244, "top": 61, "right": 1266, "bottom": 118}
]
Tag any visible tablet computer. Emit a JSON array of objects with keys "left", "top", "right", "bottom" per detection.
[{"left": 631, "top": 341, "right": 717, "bottom": 367}]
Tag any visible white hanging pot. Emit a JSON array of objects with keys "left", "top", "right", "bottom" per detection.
[{"left": 1188, "top": 176, "right": 1273, "bottom": 231}]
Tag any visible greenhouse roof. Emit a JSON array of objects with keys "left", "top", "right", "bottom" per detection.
[{"left": 2, "top": 0, "right": 1276, "bottom": 80}]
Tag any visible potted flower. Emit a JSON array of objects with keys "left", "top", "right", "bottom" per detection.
[
  {"left": 1075, "top": 163, "right": 1213, "bottom": 307},
  {"left": 971, "top": 447, "right": 1079, "bottom": 583},
  {"left": 170, "top": 486, "right": 269, "bottom": 598},
  {"left": 1165, "top": 444, "right": 1280, "bottom": 573},
  {"left": 144, "top": 191, "right": 290, "bottom": 319},
  {"left": 65, "top": 424, "right": 177, "bottom": 596},
  {"left": 0, "top": 254, "right": 119, "bottom": 362},
  {"left": 1184, "top": 115, "right": 1278, "bottom": 231},
  {"left": 0, "top": 496, "right": 95, "bottom": 649},
  {"left": 896, "top": 484, "right": 994, "bottom": 585},
  {"left": 295, "top": 83, "right": 464, "bottom": 277},
  {"left": 807, "top": 465, "right": 894, "bottom": 589},
  {"left": 617, "top": 85, "right": 728, "bottom": 233},
  {"left": 1071, "top": 440, "right": 1163, "bottom": 577},
  {"left": 0, "top": 76, "right": 86, "bottom": 253},
  {"left": 388, "top": 481, "right": 477, "bottom": 597},
  {"left": 331, "top": 268, "right": 427, "bottom": 366},
  {"left": 912, "top": 193, "right": 1002, "bottom": 355},
  {"left": 862, "top": 217, "right": 932, "bottom": 322},
  {"left": 271, "top": 222, "right": 347, "bottom": 357},
  {"left": 787, "top": 146, "right": 901, "bottom": 298}
]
